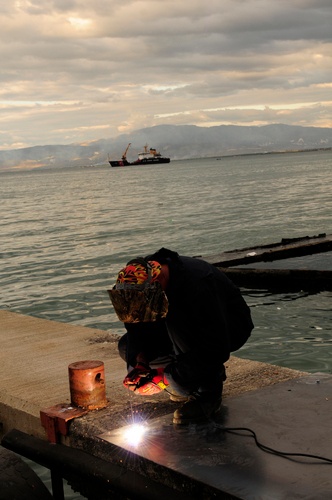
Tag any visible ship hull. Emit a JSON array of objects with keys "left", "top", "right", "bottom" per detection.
[
  {"left": 109, "top": 157, "right": 170, "bottom": 167},
  {"left": 109, "top": 160, "right": 130, "bottom": 167}
]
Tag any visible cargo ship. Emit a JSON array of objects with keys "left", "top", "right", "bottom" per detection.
[{"left": 109, "top": 143, "right": 170, "bottom": 167}]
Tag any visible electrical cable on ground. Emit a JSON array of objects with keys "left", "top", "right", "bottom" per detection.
[
  {"left": 217, "top": 426, "right": 332, "bottom": 464},
  {"left": 138, "top": 382, "right": 332, "bottom": 465}
]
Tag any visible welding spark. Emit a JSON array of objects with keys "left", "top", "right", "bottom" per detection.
[{"left": 123, "top": 423, "right": 148, "bottom": 447}]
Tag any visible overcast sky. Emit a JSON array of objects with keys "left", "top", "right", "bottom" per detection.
[{"left": 1, "top": 0, "right": 331, "bottom": 150}]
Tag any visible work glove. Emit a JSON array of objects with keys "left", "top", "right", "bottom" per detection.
[
  {"left": 123, "top": 362, "right": 152, "bottom": 391},
  {"left": 123, "top": 365, "right": 169, "bottom": 396},
  {"left": 135, "top": 367, "right": 169, "bottom": 395}
]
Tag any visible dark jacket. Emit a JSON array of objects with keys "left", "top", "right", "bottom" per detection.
[{"left": 124, "top": 248, "right": 253, "bottom": 391}]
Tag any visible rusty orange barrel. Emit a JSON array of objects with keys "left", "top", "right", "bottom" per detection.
[{"left": 68, "top": 360, "right": 107, "bottom": 410}]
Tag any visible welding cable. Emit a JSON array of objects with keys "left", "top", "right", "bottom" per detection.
[{"left": 218, "top": 426, "right": 332, "bottom": 464}]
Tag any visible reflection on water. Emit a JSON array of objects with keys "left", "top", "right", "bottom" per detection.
[
  {"left": 240, "top": 289, "right": 332, "bottom": 373},
  {"left": 242, "top": 252, "right": 332, "bottom": 270}
]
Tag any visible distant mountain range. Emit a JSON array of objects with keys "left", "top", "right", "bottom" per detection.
[{"left": 1, "top": 123, "right": 331, "bottom": 171}]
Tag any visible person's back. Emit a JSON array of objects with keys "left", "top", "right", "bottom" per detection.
[{"left": 147, "top": 250, "right": 253, "bottom": 359}]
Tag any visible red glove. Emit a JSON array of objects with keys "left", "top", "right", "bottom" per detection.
[
  {"left": 135, "top": 368, "right": 169, "bottom": 396},
  {"left": 123, "top": 363, "right": 152, "bottom": 391}
]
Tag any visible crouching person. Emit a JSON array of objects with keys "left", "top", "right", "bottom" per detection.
[{"left": 108, "top": 248, "right": 254, "bottom": 425}]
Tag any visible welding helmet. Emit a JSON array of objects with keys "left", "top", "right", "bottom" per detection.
[{"left": 108, "top": 258, "right": 168, "bottom": 323}]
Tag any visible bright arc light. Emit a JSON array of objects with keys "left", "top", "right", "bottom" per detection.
[{"left": 123, "top": 423, "right": 148, "bottom": 447}]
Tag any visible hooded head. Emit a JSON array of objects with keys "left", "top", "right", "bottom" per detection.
[
  {"left": 115, "top": 258, "right": 162, "bottom": 288},
  {"left": 108, "top": 257, "right": 168, "bottom": 323}
]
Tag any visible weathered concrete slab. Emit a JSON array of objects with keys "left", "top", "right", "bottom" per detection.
[
  {"left": 2, "top": 310, "right": 321, "bottom": 499},
  {"left": 0, "top": 310, "right": 304, "bottom": 442},
  {"left": 198, "top": 233, "right": 332, "bottom": 291},
  {"left": 100, "top": 373, "right": 332, "bottom": 500},
  {"left": 201, "top": 233, "right": 332, "bottom": 267},
  {"left": 0, "top": 310, "right": 121, "bottom": 438}
]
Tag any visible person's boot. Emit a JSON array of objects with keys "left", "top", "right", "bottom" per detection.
[{"left": 173, "top": 392, "right": 222, "bottom": 425}]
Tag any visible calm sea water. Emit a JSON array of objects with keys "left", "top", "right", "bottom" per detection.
[
  {"left": 1, "top": 150, "right": 332, "bottom": 497},
  {"left": 1, "top": 150, "right": 331, "bottom": 373}
]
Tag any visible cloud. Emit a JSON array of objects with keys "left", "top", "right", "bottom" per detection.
[{"left": 0, "top": 0, "right": 331, "bottom": 149}]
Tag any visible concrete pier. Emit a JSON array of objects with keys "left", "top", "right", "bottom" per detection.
[
  {"left": 1, "top": 310, "right": 332, "bottom": 499},
  {"left": 203, "top": 233, "right": 332, "bottom": 290},
  {"left": 202, "top": 232, "right": 332, "bottom": 267}
]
